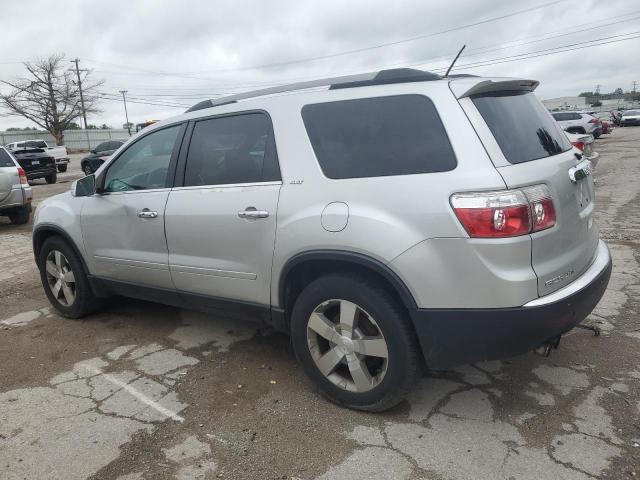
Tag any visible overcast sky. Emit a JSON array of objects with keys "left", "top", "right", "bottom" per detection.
[{"left": 1, "top": 0, "right": 639, "bottom": 130}]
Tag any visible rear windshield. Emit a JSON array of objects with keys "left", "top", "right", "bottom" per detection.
[
  {"left": 625, "top": 110, "right": 640, "bottom": 116},
  {"left": 0, "top": 149, "right": 15, "bottom": 167},
  {"left": 302, "top": 95, "right": 457, "bottom": 179},
  {"left": 473, "top": 91, "right": 571, "bottom": 164}
]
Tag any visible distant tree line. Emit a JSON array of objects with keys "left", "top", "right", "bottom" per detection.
[{"left": 578, "top": 88, "right": 639, "bottom": 101}]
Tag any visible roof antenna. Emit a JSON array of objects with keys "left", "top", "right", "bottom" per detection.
[{"left": 444, "top": 45, "right": 466, "bottom": 77}]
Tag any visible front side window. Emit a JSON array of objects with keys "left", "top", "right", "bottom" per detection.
[
  {"left": 472, "top": 91, "right": 572, "bottom": 164},
  {"left": 302, "top": 95, "right": 457, "bottom": 179},
  {"left": 184, "top": 113, "right": 280, "bottom": 187},
  {"left": 103, "top": 125, "right": 180, "bottom": 192}
]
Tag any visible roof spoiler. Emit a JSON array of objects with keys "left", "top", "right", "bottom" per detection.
[{"left": 452, "top": 79, "right": 540, "bottom": 99}]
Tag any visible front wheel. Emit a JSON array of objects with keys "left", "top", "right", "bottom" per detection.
[
  {"left": 38, "top": 236, "right": 102, "bottom": 318},
  {"left": 83, "top": 164, "right": 92, "bottom": 176},
  {"left": 45, "top": 172, "right": 57, "bottom": 184},
  {"left": 290, "top": 274, "right": 422, "bottom": 412}
]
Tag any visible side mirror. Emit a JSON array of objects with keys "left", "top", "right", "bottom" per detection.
[
  {"left": 71, "top": 174, "right": 96, "bottom": 197},
  {"left": 90, "top": 149, "right": 97, "bottom": 154}
]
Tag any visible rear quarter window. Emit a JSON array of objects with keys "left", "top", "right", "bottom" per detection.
[
  {"left": 472, "top": 91, "right": 572, "bottom": 164},
  {"left": 0, "top": 149, "right": 16, "bottom": 167},
  {"left": 302, "top": 95, "right": 457, "bottom": 179}
]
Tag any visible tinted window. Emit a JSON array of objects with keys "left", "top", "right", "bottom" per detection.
[
  {"left": 103, "top": 125, "right": 180, "bottom": 192},
  {"left": 472, "top": 91, "right": 572, "bottom": 164},
  {"left": 302, "top": 95, "right": 456, "bottom": 179},
  {"left": 552, "top": 113, "right": 570, "bottom": 121},
  {"left": 625, "top": 110, "right": 640, "bottom": 116},
  {"left": 184, "top": 113, "right": 280, "bottom": 186},
  {"left": 26, "top": 141, "right": 47, "bottom": 148},
  {"left": 0, "top": 149, "right": 15, "bottom": 167},
  {"left": 95, "top": 142, "right": 111, "bottom": 153}
]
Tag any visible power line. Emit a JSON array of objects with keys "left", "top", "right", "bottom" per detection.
[
  {"left": 429, "top": 31, "right": 640, "bottom": 73},
  {"left": 84, "top": 0, "right": 570, "bottom": 78}
]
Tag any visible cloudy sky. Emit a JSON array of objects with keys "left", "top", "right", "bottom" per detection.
[{"left": 1, "top": 0, "right": 638, "bottom": 130}]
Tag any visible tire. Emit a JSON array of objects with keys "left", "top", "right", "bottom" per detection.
[
  {"left": 290, "top": 273, "right": 421, "bottom": 412},
  {"left": 83, "top": 164, "right": 92, "bottom": 176},
  {"left": 8, "top": 205, "right": 31, "bottom": 225},
  {"left": 37, "top": 236, "right": 102, "bottom": 318},
  {"left": 45, "top": 172, "right": 57, "bottom": 184},
  {"left": 57, "top": 165, "right": 67, "bottom": 173}
]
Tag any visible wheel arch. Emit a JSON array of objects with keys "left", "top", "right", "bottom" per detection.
[
  {"left": 277, "top": 250, "right": 418, "bottom": 322},
  {"left": 33, "top": 224, "right": 90, "bottom": 276}
]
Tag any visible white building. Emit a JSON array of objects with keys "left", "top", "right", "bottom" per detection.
[{"left": 541, "top": 96, "right": 586, "bottom": 111}]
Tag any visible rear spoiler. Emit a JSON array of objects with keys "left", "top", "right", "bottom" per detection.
[{"left": 450, "top": 78, "right": 540, "bottom": 99}]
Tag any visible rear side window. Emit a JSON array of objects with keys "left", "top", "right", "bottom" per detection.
[
  {"left": 0, "top": 149, "right": 15, "bottom": 167},
  {"left": 302, "top": 95, "right": 457, "bottom": 179},
  {"left": 184, "top": 113, "right": 280, "bottom": 187},
  {"left": 472, "top": 91, "right": 571, "bottom": 164}
]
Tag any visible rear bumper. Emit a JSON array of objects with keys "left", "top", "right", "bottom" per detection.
[
  {"left": 410, "top": 240, "right": 612, "bottom": 369},
  {"left": 25, "top": 167, "right": 56, "bottom": 179}
]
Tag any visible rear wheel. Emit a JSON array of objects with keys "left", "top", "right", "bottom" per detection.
[
  {"left": 8, "top": 205, "right": 31, "bottom": 225},
  {"left": 290, "top": 274, "right": 421, "bottom": 412},
  {"left": 45, "top": 172, "right": 57, "bottom": 184},
  {"left": 57, "top": 165, "right": 67, "bottom": 173},
  {"left": 38, "top": 236, "right": 102, "bottom": 318}
]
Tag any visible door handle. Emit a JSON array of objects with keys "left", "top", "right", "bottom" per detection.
[
  {"left": 238, "top": 207, "right": 269, "bottom": 219},
  {"left": 137, "top": 208, "right": 158, "bottom": 218}
]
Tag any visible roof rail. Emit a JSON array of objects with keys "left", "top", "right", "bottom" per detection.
[{"left": 185, "top": 68, "right": 442, "bottom": 113}]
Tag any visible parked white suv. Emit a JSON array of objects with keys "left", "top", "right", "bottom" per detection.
[
  {"left": 33, "top": 69, "right": 611, "bottom": 411},
  {"left": 551, "top": 111, "right": 602, "bottom": 138}
]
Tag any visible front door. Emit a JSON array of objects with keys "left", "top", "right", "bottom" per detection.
[
  {"left": 164, "top": 112, "right": 282, "bottom": 305},
  {"left": 81, "top": 124, "right": 183, "bottom": 289}
]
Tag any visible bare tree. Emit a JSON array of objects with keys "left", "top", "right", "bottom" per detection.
[{"left": 0, "top": 54, "right": 103, "bottom": 145}]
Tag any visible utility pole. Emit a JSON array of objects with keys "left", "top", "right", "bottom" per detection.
[
  {"left": 633, "top": 81, "right": 638, "bottom": 103},
  {"left": 69, "top": 58, "right": 88, "bottom": 129},
  {"left": 119, "top": 90, "right": 131, "bottom": 136}
]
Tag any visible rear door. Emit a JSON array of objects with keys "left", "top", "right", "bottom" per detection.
[
  {"left": 164, "top": 112, "right": 281, "bottom": 305},
  {"left": 458, "top": 89, "right": 598, "bottom": 297}
]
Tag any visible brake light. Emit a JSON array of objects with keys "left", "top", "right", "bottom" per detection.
[
  {"left": 451, "top": 184, "right": 556, "bottom": 238},
  {"left": 17, "top": 167, "right": 28, "bottom": 185},
  {"left": 571, "top": 141, "right": 585, "bottom": 151},
  {"left": 588, "top": 118, "right": 600, "bottom": 124},
  {"left": 524, "top": 184, "right": 556, "bottom": 232}
]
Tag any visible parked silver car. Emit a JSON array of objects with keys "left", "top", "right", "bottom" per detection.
[
  {"left": 0, "top": 147, "right": 33, "bottom": 224},
  {"left": 551, "top": 111, "right": 602, "bottom": 137},
  {"left": 33, "top": 69, "right": 611, "bottom": 411}
]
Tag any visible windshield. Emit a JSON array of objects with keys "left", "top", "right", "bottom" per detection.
[
  {"left": 624, "top": 110, "right": 640, "bottom": 116},
  {"left": 472, "top": 91, "right": 572, "bottom": 164}
]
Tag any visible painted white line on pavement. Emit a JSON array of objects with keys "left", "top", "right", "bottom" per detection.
[{"left": 81, "top": 364, "right": 185, "bottom": 422}]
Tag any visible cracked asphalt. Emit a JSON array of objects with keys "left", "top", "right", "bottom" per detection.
[{"left": 1, "top": 130, "right": 639, "bottom": 480}]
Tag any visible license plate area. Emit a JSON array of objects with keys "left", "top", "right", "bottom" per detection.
[{"left": 31, "top": 160, "right": 40, "bottom": 165}]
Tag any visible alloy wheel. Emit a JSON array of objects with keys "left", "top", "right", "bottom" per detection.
[
  {"left": 307, "top": 299, "right": 389, "bottom": 392},
  {"left": 45, "top": 250, "right": 76, "bottom": 306}
]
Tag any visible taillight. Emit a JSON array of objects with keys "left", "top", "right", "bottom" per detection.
[
  {"left": 523, "top": 184, "right": 556, "bottom": 232},
  {"left": 451, "top": 185, "right": 556, "bottom": 238},
  {"left": 588, "top": 118, "right": 600, "bottom": 124},
  {"left": 17, "top": 167, "right": 28, "bottom": 185},
  {"left": 571, "top": 141, "right": 585, "bottom": 151}
]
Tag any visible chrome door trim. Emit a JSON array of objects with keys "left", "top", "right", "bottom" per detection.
[
  {"left": 169, "top": 264, "right": 257, "bottom": 280},
  {"left": 170, "top": 181, "right": 282, "bottom": 192}
]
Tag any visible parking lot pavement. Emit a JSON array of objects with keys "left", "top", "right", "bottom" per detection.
[{"left": 1, "top": 130, "right": 639, "bottom": 480}]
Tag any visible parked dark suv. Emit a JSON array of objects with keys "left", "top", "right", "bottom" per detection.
[{"left": 80, "top": 140, "right": 125, "bottom": 175}]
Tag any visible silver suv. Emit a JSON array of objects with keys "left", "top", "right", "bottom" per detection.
[
  {"left": 33, "top": 69, "right": 611, "bottom": 411},
  {"left": 0, "top": 147, "right": 33, "bottom": 224}
]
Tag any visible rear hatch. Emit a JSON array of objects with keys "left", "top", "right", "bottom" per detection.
[
  {"left": 453, "top": 80, "right": 599, "bottom": 297},
  {"left": 13, "top": 148, "right": 55, "bottom": 172}
]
